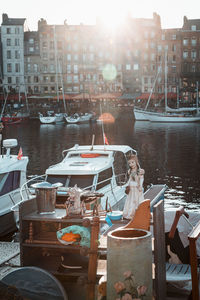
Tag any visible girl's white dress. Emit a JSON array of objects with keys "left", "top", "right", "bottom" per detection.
[{"left": 123, "top": 172, "right": 144, "bottom": 219}]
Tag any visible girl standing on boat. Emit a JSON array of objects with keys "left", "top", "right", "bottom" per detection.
[{"left": 123, "top": 154, "right": 145, "bottom": 219}]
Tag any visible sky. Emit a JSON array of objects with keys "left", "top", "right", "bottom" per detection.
[{"left": 1, "top": 0, "right": 200, "bottom": 31}]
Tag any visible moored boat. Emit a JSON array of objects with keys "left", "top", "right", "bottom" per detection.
[
  {"left": 39, "top": 113, "right": 56, "bottom": 124},
  {"left": 65, "top": 113, "right": 93, "bottom": 124},
  {"left": 44, "top": 144, "right": 137, "bottom": 210},
  {"left": 0, "top": 139, "right": 28, "bottom": 236}
]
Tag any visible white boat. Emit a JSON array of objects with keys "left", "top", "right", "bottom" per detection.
[
  {"left": 134, "top": 107, "right": 200, "bottom": 123},
  {"left": 44, "top": 144, "right": 138, "bottom": 210},
  {"left": 55, "top": 113, "right": 65, "bottom": 123},
  {"left": 39, "top": 113, "right": 56, "bottom": 124},
  {"left": 65, "top": 113, "right": 80, "bottom": 124},
  {"left": 134, "top": 52, "right": 200, "bottom": 123},
  {"left": 0, "top": 139, "right": 28, "bottom": 236},
  {"left": 147, "top": 110, "right": 200, "bottom": 123},
  {"left": 65, "top": 113, "right": 93, "bottom": 124}
]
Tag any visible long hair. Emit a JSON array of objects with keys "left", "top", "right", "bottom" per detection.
[{"left": 128, "top": 154, "right": 140, "bottom": 170}]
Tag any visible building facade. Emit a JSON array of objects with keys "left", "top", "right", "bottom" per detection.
[
  {"left": 1, "top": 13, "right": 200, "bottom": 103},
  {"left": 1, "top": 14, "right": 27, "bottom": 93}
]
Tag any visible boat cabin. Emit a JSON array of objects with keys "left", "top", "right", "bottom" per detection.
[{"left": 45, "top": 145, "right": 136, "bottom": 209}]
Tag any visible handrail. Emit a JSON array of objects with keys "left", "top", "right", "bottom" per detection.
[
  {"left": 168, "top": 206, "right": 190, "bottom": 239},
  {"left": 11, "top": 174, "right": 46, "bottom": 211},
  {"left": 11, "top": 172, "right": 127, "bottom": 212},
  {"left": 57, "top": 172, "right": 127, "bottom": 193},
  {"left": 21, "top": 173, "right": 46, "bottom": 199}
]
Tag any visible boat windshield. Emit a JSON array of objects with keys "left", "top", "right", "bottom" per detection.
[{"left": 46, "top": 174, "right": 94, "bottom": 190}]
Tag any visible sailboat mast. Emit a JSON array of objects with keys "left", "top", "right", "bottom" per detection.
[
  {"left": 164, "top": 49, "right": 168, "bottom": 111},
  {"left": 144, "top": 65, "right": 161, "bottom": 111},
  {"left": 100, "top": 103, "right": 105, "bottom": 147},
  {"left": 54, "top": 26, "right": 67, "bottom": 113},
  {"left": 177, "top": 84, "right": 179, "bottom": 109},
  {"left": 53, "top": 26, "right": 59, "bottom": 104}
]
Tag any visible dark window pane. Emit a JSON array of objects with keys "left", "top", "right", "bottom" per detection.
[
  {"left": 69, "top": 175, "right": 94, "bottom": 190},
  {"left": 96, "top": 168, "right": 112, "bottom": 190},
  {"left": 0, "top": 171, "right": 20, "bottom": 196}
]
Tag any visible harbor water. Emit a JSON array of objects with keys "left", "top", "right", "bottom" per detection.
[{"left": 2, "top": 107, "right": 200, "bottom": 211}]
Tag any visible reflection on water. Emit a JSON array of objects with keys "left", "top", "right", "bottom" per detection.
[
  {"left": 133, "top": 121, "right": 200, "bottom": 210},
  {"left": 3, "top": 114, "right": 200, "bottom": 210}
]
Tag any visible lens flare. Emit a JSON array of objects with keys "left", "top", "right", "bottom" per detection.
[
  {"left": 98, "top": 113, "right": 115, "bottom": 123},
  {"left": 102, "top": 64, "right": 117, "bottom": 81}
]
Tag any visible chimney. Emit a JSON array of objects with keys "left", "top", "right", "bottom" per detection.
[{"left": 2, "top": 13, "right": 8, "bottom": 23}]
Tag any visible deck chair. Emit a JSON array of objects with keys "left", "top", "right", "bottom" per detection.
[
  {"left": 167, "top": 206, "right": 200, "bottom": 300},
  {"left": 123, "top": 199, "right": 151, "bottom": 231}
]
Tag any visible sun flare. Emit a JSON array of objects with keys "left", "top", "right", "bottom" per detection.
[{"left": 95, "top": 0, "right": 130, "bottom": 30}]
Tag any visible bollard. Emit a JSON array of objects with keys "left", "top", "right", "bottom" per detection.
[{"left": 107, "top": 228, "right": 152, "bottom": 300}]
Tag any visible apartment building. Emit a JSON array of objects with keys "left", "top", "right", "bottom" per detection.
[
  {"left": 181, "top": 16, "right": 200, "bottom": 101},
  {"left": 1, "top": 13, "right": 200, "bottom": 102},
  {"left": 157, "top": 28, "right": 182, "bottom": 95},
  {"left": 24, "top": 31, "right": 40, "bottom": 94},
  {"left": 1, "top": 13, "right": 28, "bottom": 93}
]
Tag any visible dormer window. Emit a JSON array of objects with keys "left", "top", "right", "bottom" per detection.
[{"left": 191, "top": 25, "right": 196, "bottom": 31}]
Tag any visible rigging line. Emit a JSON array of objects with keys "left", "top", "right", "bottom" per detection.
[
  {"left": 0, "top": 92, "right": 9, "bottom": 120},
  {"left": 58, "top": 60, "right": 67, "bottom": 113},
  {"left": 164, "top": 49, "right": 168, "bottom": 111},
  {"left": 144, "top": 62, "right": 162, "bottom": 111}
]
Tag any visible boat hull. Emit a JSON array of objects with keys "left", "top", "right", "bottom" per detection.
[
  {"left": 39, "top": 116, "right": 56, "bottom": 124},
  {"left": 134, "top": 108, "right": 200, "bottom": 123},
  {"left": 0, "top": 211, "right": 17, "bottom": 237},
  {"left": 65, "top": 113, "right": 93, "bottom": 124},
  {"left": 148, "top": 113, "right": 200, "bottom": 123},
  {"left": 134, "top": 108, "right": 149, "bottom": 121}
]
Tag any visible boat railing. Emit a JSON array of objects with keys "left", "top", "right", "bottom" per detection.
[
  {"left": 72, "top": 172, "right": 128, "bottom": 193},
  {"left": 11, "top": 174, "right": 46, "bottom": 211},
  {"left": 11, "top": 172, "right": 128, "bottom": 211}
]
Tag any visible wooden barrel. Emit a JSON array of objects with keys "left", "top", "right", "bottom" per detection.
[{"left": 107, "top": 228, "right": 152, "bottom": 299}]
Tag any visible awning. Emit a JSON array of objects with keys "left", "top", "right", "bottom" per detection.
[
  {"left": 136, "top": 93, "right": 158, "bottom": 100},
  {"left": 91, "top": 92, "right": 122, "bottom": 100},
  {"left": 0, "top": 94, "right": 27, "bottom": 101},
  {"left": 135, "top": 93, "right": 176, "bottom": 100}
]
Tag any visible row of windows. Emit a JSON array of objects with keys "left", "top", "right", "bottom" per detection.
[
  {"left": 6, "top": 27, "right": 20, "bottom": 34},
  {"left": 182, "top": 64, "right": 200, "bottom": 73},
  {"left": 7, "top": 76, "right": 22, "bottom": 84},
  {"left": 25, "top": 63, "right": 122, "bottom": 74},
  {"left": 7, "top": 50, "right": 21, "bottom": 59},
  {"left": 41, "top": 41, "right": 95, "bottom": 52},
  {"left": 183, "top": 50, "right": 200, "bottom": 59},
  {"left": 29, "top": 85, "right": 118, "bottom": 94},
  {"left": 39, "top": 47, "right": 179, "bottom": 61},
  {"left": 7, "top": 63, "right": 21, "bottom": 73},
  {"left": 6, "top": 38, "right": 20, "bottom": 46},
  {"left": 183, "top": 38, "right": 198, "bottom": 46},
  {"left": 25, "top": 73, "right": 122, "bottom": 84}
]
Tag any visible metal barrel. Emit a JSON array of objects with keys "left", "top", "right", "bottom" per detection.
[{"left": 35, "top": 187, "right": 57, "bottom": 214}]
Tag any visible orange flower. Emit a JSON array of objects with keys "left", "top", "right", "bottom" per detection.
[{"left": 61, "top": 232, "right": 81, "bottom": 242}]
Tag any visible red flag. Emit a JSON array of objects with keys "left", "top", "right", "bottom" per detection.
[
  {"left": 104, "top": 134, "right": 109, "bottom": 145},
  {"left": 17, "top": 147, "right": 23, "bottom": 160}
]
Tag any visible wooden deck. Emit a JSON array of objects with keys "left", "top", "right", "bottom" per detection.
[{"left": 0, "top": 240, "right": 192, "bottom": 299}]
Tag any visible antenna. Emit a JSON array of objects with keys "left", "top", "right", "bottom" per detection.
[
  {"left": 90, "top": 134, "right": 95, "bottom": 150},
  {"left": 100, "top": 103, "right": 106, "bottom": 148}
]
